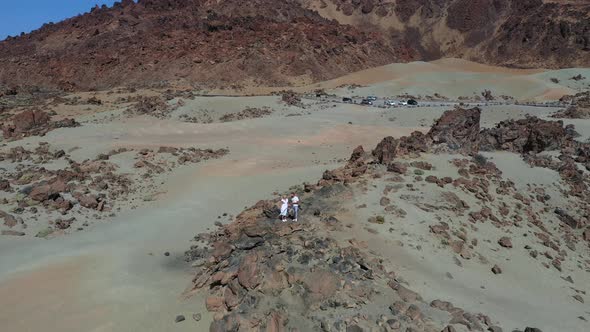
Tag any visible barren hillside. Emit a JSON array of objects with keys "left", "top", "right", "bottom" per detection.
[
  {"left": 0, "top": 0, "right": 588, "bottom": 91},
  {"left": 304, "top": 0, "right": 590, "bottom": 68}
]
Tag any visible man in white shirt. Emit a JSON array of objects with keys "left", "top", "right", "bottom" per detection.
[{"left": 290, "top": 192, "right": 300, "bottom": 222}]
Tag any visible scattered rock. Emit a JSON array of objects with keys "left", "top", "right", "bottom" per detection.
[
  {"left": 491, "top": 264, "right": 502, "bottom": 274},
  {"left": 498, "top": 237, "right": 513, "bottom": 248}
]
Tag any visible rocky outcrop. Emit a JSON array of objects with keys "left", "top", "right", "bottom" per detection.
[
  {"left": 1, "top": 110, "right": 78, "bottom": 140},
  {"left": 318, "top": 0, "right": 590, "bottom": 69},
  {"left": 427, "top": 107, "right": 481, "bottom": 155},
  {"left": 185, "top": 180, "right": 497, "bottom": 331},
  {"left": 480, "top": 116, "right": 576, "bottom": 154},
  {"left": 553, "top": 92, "right": 590, "bottom": 119}
]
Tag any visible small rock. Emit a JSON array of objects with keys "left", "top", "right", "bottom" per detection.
[
  {"left": 164, "top": 252, "right": 170, "bottom": 257},
  {"left": 175, "top": 315, "right": 185, "bottom": 323},
  {"left": 491, "top": 264, "right": 502, "bottom": 274},
  {"left": 1, "top": 230, "right": 25, "bottom": 236},
  {"left": 573, "top": 295, "right": 584, "bottom": 303},
  {"left": 192, "top": 313, "right": 202, "bottom": 321},
  {"left": 498, "top": 237, "right": 512, "bottom": 248}
]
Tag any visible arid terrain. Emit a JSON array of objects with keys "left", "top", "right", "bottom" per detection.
[
  {"left": 1, "top": 1, "right": 590, "bottom": 332},
  {"left": 0, "top": 57, "right": 589, "bottom": 331}
]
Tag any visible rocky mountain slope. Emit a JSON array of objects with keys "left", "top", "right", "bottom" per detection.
[
  {"left": 0, "top": 0, "right": 412, "bottom": 91},
  {"left": 0, "top": 0, "right": 588, "bottom": 91},
  {"left": 305, "top": 0, "right": 590, "bottom": 69}
]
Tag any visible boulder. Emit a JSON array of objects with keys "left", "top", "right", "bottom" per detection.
[
  {"left": 78, "top": 195, "right": 99, "bottom": 209},
  {"left": 372, "top": 136, "right": 399, "bottom": 164},
  {"left": 349, "top": 145, "right": 365, "bottom": 164},
  {"left": 498, "top": 237, "right": 512, "bottom": 248},
  {"left": 387, "top": 162, "right": 407, "bottom": 174},
  {"left": 1, "top": 230, "right": 25, "bottom": 236},
  {"left": 427, "top": 107, "right": 481, "bottom": 154},
  {"left": 554, "top": 208, "right": 581, "bottom": 229},
  {"left": 491, "top": 264, "right": 502, "bottom": 274}
]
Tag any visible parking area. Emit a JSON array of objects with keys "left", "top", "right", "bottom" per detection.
[{"left": 302, "top": 94, "right": 569, "bottom": 109}]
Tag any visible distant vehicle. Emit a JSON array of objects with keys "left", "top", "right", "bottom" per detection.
[
  {"left": 367, "top": 96, "right": 378, "bottom": 101},
  {"left": 384, "top": 100, "right": 396, "bottom": 106},
  {"left": 342, "top": 97, "right": 353, "bottom": 103},
  {"left": 407, "top": 99, "right": 418, "bottom": 105},
  {"left": 360, "top": 99, "right": 373, "bottom": 105},
  {"left": 398, "top": 101, "right": 408, "bottom": 106}
]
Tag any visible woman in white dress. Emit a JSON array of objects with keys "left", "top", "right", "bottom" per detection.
[{"left": 279, "top": 195, "right": 289, "bottom": 222}]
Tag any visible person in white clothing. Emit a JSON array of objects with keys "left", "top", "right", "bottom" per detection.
[
  {"left": 279, "top": 195, "right": 289, "bottom": 222},
  {"left": 290, "top": 192, "right": 300, "bottom": 222}
]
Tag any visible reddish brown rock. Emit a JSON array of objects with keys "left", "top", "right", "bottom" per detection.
[
  {"left": 373, "top": 136, "right": 399, "bottom": 164},
  {"left": 1, "top": 210, "right": 18, "bottom": 228},
  {"left": 387, "top": 162, "right": 408, "bottom": 174},
  {"left": 498, "top": 237, "right": 512, "bottom": 248},
  {"left": 304, "top": 270, "right": 338, "bottom": 302},
  {"left": 206, "top": 296, "right": 226, "bottom": 312},
  {"left": 1, "top": 110, "right": 78, "bottom": 140},
  {"left": 265, "top": 311, "right": 286, "bottom": 332},
  {"left": 427, "top": 107, "right": 481, "bottom": 155},
  {"left": 349, "top": 145, "right": 365, "bottom": 164},
  {"left": 212, "top": 241, "right": 233, "bottom": 262},
  {"left": 223, "top": 287, "right": 240, "bottom": 309},
  {"left": 237, "top": 253, "right": 262, "bottom": 290},
  {"left": 78, "top": 195, "right": 99, "bottom": 209},
  {"left": 29, "top": 184, "right": 53, "bottom": 202}
]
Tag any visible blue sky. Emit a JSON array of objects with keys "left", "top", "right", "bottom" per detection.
[{"left": 0, "top": 1, "right": 118, "bottom": 40}]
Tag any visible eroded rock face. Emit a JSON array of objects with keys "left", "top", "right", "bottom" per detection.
[{"left": 427, "top": 107, "right": 481, "bottom": 155}]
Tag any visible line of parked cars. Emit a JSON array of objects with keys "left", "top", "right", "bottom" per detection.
[{"left": 342, "top": 96, "right": 418, "bottom": 106}]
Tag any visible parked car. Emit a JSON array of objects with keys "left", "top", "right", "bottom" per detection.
[
  {"left": 367, "top": 96, "right": 378, "bottom": 101},
  {"left": 360, "top": 99, "right": 373, "bottom": 105},
  {"left": 407, "top": 99, "right": 418, "bottom": 105},
  {"left": 384, "top": 100, "right": 396, "bottom": 106},
  {"left": 342, "top": 97, "right": 353, "bottom": 103},
  {"left": 398, "top": 101, "right": 408, "bottom": 106}
]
